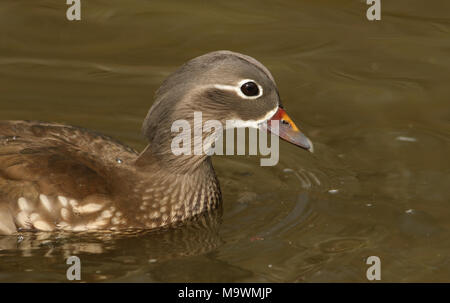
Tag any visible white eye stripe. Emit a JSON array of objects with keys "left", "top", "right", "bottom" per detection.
[
  {"left": 226, "top": 106, "right": 279, "bottom": 129},
  {"left": 213, "top": 79, "right": 263, "bottom": 100}
]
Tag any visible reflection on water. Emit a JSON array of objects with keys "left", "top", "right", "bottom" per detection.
[
  {"left": 0, "top": 0, "right": 449, "bottom": 282},
  {"left": 0, "top": 211, "right": 223, "bottom": 282}
]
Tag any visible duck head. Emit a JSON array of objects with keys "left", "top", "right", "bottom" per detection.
[{"left": 141, "top": 51, "right": 312, "bottom": 168}]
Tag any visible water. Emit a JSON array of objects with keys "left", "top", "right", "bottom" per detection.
[{"left": 0, "top": 0, "right": 449, "bottom": 282}]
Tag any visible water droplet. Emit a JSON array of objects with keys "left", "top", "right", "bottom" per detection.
[
  {"left": 5, "top": 136, "right": 17, "bottom": 143},
  {"left": 405, "top": 209, "right": 415, "bottom": 214},
  {"left": 268, "top": 264, "right": 273, "bottom": 268},
  {"left": 328, "top": 189, "right": 339, "bottom": 194},
  {"left": 148, "top": 258, "right": 157, "bottom": 263},
  {"left": 116, "top": 158, "right": 123, "bottom": 164},
  {"left": 396, "top": 136, "right": 417, "bottom": 142}
]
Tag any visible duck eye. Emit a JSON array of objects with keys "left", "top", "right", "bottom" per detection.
[{"left": 240, "top": 81, "right": 260, "bottom": 97}]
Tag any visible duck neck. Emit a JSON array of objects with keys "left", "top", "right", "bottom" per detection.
[
  {"left": 136, "top": 143, "right": 209, "bottom": 174},
  {"left": 134, "top": 145, "right": 221, "bottom": 226}
]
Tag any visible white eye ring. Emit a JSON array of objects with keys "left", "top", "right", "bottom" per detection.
[{"left": 213, "top": 79, "right": 263, "bottom": 100}]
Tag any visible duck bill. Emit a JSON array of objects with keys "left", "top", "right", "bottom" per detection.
[{"left": 260, "top": 107, "right": 313, "bottom": 152}]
